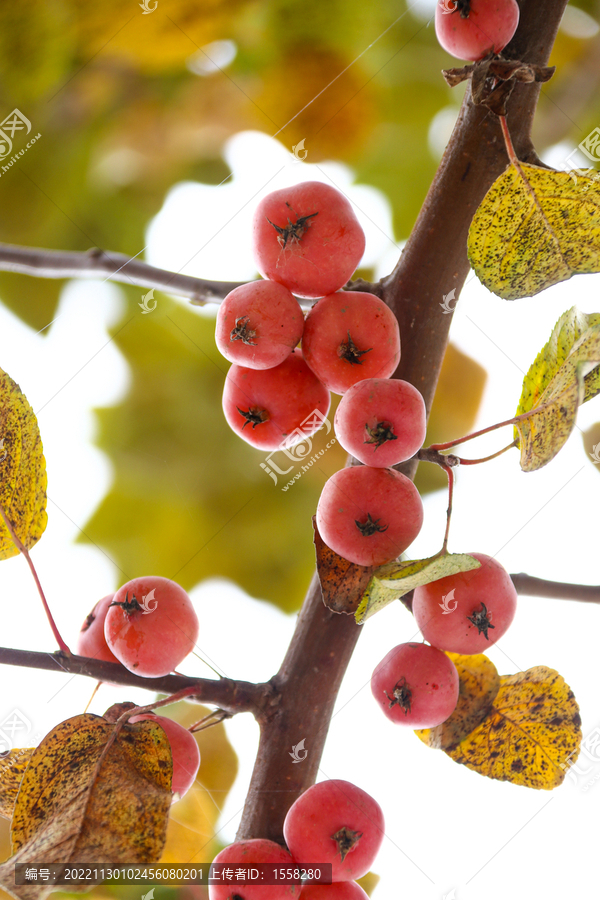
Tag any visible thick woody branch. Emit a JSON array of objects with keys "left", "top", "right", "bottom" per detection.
[
  {"left": 236, "top": 0, "right": 570, "bottom": 843},
  {"left": 0, "top": 243, "right": 244, "bottom": 305},
  {"left": 0, "top": 647, "right": 271, "bottom": 716}
]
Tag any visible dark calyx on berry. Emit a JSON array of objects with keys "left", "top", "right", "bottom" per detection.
[
  {"left": 236, "top": 406, "right": 270, "bottom": 430},
  {"left": 338, "top": 331, "right": 373, "bottom": 366},
  {"left": 355, "top": 513, "right": 388, "bottom": 536},
  {"left": 466, "top": 602, "right": 495, "bottom": 639},
  {"left": 110, "top": 591, "right": 143, "bottom": 614},
  {"left": 266, "top": 202, "right": 318, "bottom": 249},
  {"left": 331, "top": 825, "right": 363, "bottom": 861},
  {"left": 385, "top": 676, "right": 412, "bottom": 714},
  {"left": 364, "top": 421, "right": 398, "bottom": 449},
  {"left": 230, "top": 315, "right": 257, "bottom": 345}
]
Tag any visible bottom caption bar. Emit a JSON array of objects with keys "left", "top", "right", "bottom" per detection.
[{"left": 15, "top": 864, "right": 332, "bottom": 886}]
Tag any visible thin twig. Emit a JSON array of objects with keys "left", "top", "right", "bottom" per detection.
[
  {"left": 0, "top": 647, "right": 271, "bottom": 715},
  {"left": 0, "top": 503, "right": 70, "bottom": 654},
  {"left": 456, "top": 440, "right": 518, "bottom": 465},
  {"left": 510, "top": 574, "right": 600, "bottom": 603},
  {"left": 0, "top": 242, "right": 246, "bottom": 305},
  {"left": 440, "top": 464, "right": 455, "bottom": 554}
]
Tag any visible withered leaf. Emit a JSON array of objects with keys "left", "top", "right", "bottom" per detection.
[
  {"left": 0, "top": 750, "right": 34, "bottom": 819},
  {"left": 0, "top": 714, "right": 172, "bottom": 900},
  {"left": 313, "top": 516, "right": 376, "bottom": 615}
]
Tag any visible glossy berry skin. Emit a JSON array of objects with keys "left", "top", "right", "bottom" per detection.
[
  {"left": 334, "top": 378, "right": 426, "bottom": 466},
  {"left": 76, "top": 594, "right": 121, "bottom": 665},
  {"left": 104, "top": 576, "right": 199, "bottom": 677},
  {"left": 283, "top": 780, "right": 384, "bottom": 882},
  {"left": 302, "top": 292, "right": 400, "bottom": 395},
  {"left": 222, "top": 350, "right": 330, "bottom": 451},
  {"left": 371, "top": 642, "right": 459, "bottom": 728},
  {"left": 412, "top": 552, "right": 518, "bottom": 654},
  {"left": 129, "top": 714, "right": 200, "bottom": 798},
  {"left": 301, "top": 885, "right": 369, "bottom": 900},
  {"left": 208, "top": 839, "right": 301, "bottom": 900},
  {"left": 435, "top": 0, "right": 519, "bottom": 61},
  {"left": 252, "top": 182, "right": 366, "bottom": 299},
  {"left": 316, "top": 466, "right": 423, "bottom": 567},
  {"left": 216, "top": 281, "right": 304, "bottom": 369}
]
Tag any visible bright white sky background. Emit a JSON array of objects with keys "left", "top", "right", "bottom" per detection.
[{"left": 1, "top": 4, "right": 600, "bottom": 899}]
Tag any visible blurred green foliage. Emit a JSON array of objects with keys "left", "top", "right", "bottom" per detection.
[{"left": 0, "top": 0, "right": 597, "bottom": 610}]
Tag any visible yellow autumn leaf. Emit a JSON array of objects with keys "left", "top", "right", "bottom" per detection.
[
  {"left": 0, "top": 369, "right": 47, "bottom": 559},
  {"left": 0, "top": 714, "right": 172, "bottom": 900},
  {"left": 445, "top": 667, "right": 581, "bottom": 790},
  {"left": 0, "top": 750, "right": 34, "bottom": 820},
  {"left": 467, "top": 164, "right": 600, "bottom": 300},
  {"left": 513, "top": 309, "right": 600, "bottom": 471},
  {"left": 415, "top": 653, "right": 500, "bottom": 751},
  {"left": 355, "top": 554, "right": 481, "bottom": 624}
]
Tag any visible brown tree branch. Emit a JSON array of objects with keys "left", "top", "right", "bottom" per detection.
[
  {"left": 509, "top": 574, "right": 600, "bottom": 603},
  {"left": 0, "top": 647, "right": 271, "bottom": 716},
  {"left": 236, "top": 0, "right": 570, "bottom": 843},
  {"left": 0, "top": 242, "right": 245, "bottom": 305}
]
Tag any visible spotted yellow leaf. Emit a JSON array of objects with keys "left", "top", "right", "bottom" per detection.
[
  {"left": 0, "top": 714, "right": 171, "bottom": 899},
  {"left": 468, "top": 164, "right": 600, "bottom": 300},
  {"left": 355, "top": 554, "right": 481, "bottom": 624},
  {"left": 444, "top": 666, "right": 581, "bottom": 789},
  {"left": 0, "top": 749, "right": 34, "bottom": 819},
  {"left": 415, "top": 653, "right": 500, "bottom": 751},
  {"left": 0, "top": 369, "right": 47, "bottom": 559},
  {"left": 514, "top": 308, "right": 600, "bottom": 471}
]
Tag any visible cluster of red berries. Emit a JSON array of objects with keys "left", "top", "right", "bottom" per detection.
[
  {"left": 370, "top": 554, "right": 518, "bottom": 729},
  {"left": 217, "top": 180, "right": 427, "bottom": 568},
  {"left": 435, "top": 0, "right": 519, "bottom": 62},
  {"left": 77, "top": 575, "right": 201, "bottom": 797},
  {"left": 210, "top": 779, "right": 384, "bottom": 900}
]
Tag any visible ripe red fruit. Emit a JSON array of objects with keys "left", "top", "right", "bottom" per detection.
[
  {"left": 104, "top": 576, "right": 199, "bottom": 677},
  {"left": 316, "top": 466, "right": 423, "bottom": 567},
  {"left": 252, "top": 182, "right": 366, "bottom": 299},
  {"left": 76, "top": 594, "right": 121, "bottom": 665},
  {"left": 435, "top": 0, "right": 519, "bottom": 61},
  {"left": 215, "top": 281, "right": 304, "bottom": 370},
  {"left": 302, "top": 292, "right": 400, "bottom": 395},
  {"left": 301, "top": 885, "right": 369, "bottom": 900},
  {"left": 371, "top": 642, "right": 459, "bottom": 728},
  {"left": 412, "top": 552, "right": 518, "bottom": 654},
  {"left": 222, "top": 349, "right": 330, "bottom": 451},
  {"left": 129, "top": 714, "right": 200, "bottom": 798},
  {"left": 283, "top": 780, "right": 384, "bottom": 882},
  {"left": 334, "top": 378, "right": 426, "bottom": 466},
  {"left": 209, "top": 839, "right": 301, "bottom": 900}
]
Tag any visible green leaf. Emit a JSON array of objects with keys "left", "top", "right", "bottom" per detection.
[
  {"left": 467, "top": 164, "right": 600, "bottom": 300},
  {"left": 514, "top": 308, "right": 600, "bottom": 472},
  {"left": 355, "top": 553, "right": 481, "bottom": 624}
]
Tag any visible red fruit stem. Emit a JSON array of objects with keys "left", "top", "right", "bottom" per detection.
[
  {"left": 455, "top": 439, "right": 518, "bottom": 465},
  {"left": 440, "top": 464, "right": 455, "bottom": 555},
  {"left": 115, "top": 684, "right": 209, "bottom": 723},
  {"left": 499, "top": 113, "right": 520, "bottom": 167},
  {"left": 0, "top": 503, "right": 71, "bottom": 654}
]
